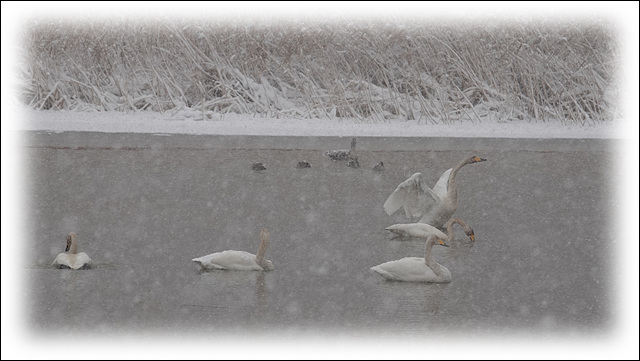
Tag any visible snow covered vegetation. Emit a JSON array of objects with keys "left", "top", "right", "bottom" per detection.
[{"left": 21, "top": 19, "right": 619, "bottom": 125}]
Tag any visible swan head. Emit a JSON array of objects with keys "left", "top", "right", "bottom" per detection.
[
  {"left": 260, "top": 229, "right": 270, "bottom": 243},
  {"left": 470, "top": 155, "right": 487, "bottom": 164},
  {"left": 446, "top": 218, "right": 476, "bottom": 242},
  {"left": 437, "top": 238, "right": 450, "bottom": 247},
  {"left": 465, "top": 228, "right": 475, "bottom": 242},
  {"left": 65, "top": 232, "right": 78, "bottom": 253},
  {"left": 427, "top": 234, "right": 449, "bottom": 248}
]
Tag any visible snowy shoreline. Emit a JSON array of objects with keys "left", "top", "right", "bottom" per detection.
[{"left": 20, "top": 108, "right": 624, "bottom": 139}]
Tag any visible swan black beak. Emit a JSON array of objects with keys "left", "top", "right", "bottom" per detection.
[
  {"left": 474, "top": 156, "right": 487, "bottom": 162},
  {"left": 438, "top": 239, "right": 449, "bottom": 247}
]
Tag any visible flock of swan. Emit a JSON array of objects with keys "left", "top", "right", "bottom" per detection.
[
  {"left": 373, "top": 155, "right": 486, "bottom": 282},
  {"left": 52, "top": 137, "right": 485, "bottom": 284}
]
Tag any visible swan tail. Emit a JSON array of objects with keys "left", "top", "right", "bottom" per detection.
[{"left": 370, "top": 265, "right": 396, "bottom": 281}]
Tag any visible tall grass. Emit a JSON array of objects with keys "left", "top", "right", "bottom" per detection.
[{"left": 21, "top": 18, "right": 619, "bottom": 125}]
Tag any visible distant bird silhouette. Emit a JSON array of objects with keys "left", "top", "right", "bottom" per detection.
[
  {"left": 347, "top": 157, "right": 360, "bottom": 169},
  {"left": 373, "top": 162, "right": 385, "bottom": 171},
  {"left": 251, "top": 162, "right": 267, "bottom": 171},
  {"left": 325, "top": 138, "right": 357, "bottom": 161}
]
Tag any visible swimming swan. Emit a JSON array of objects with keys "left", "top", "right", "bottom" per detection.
[
  {"left": 383, "top": 155, "right": 486, "bottom": 229},
  {"left": 52, "top": 232, "right": 93, "bottom": 270},
  {"left": 386, "top": 218, "right": 475, "bottom": 242},
  {"left": 370, "top": 234, "right": 451, "bottom": 283},
  {"left": 192, "top": 229, "right": 274, "bottom": 271},
  {"left": 325, "top": 138, "right": 357, "bottom": 161}
]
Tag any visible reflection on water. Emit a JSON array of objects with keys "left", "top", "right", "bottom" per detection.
[{"left": 24, "top": 136, "right": 615, "bottom": 335}]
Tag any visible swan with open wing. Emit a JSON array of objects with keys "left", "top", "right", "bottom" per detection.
[{"left": 383, "top": 155, "right": 486, "bottom": 229}]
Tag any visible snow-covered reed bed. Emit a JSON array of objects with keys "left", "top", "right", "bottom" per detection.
[{"left": 21, "top": 18, "right": 618, "bottom": 125}]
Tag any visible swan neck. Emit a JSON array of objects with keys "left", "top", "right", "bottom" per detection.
[
  {"left": 255, "top": 238, "right": 269, "bottom": 267},
  {"left": 444, "top": 218, "right": 464, "bottom": 240},
  {"left": 68, "top": 235, "right": 78, "bottom": 254},
  {"left": 424, "top": 237, "right": 436, "bottom": 268},
  {"left": 447, "top": 160, "right": 468, "bottom": 202},
  {"left": 424, "top": 237, "right": 447, "bottom": 277}
]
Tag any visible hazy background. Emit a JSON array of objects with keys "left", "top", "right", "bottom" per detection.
[{"left": 2, "top": 2, "right": 638, "bottom": 360}]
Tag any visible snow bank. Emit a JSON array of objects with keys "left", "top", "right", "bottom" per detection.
[{"left": 20, "top": 108, "right": 624, "bottom": 139}]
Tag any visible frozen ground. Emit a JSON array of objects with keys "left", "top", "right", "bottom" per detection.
[{"left": 15, "top": 107, "right": 628, "bottom": 139}]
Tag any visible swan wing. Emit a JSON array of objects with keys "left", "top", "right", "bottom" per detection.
[
  {"left": 386, "top": 223, "right": 448, "bottom": 239},
  {"left": 52, "top": 252, "right": 92, "bottom": 270},
  {"left": 371, "top": 257, "right": 440, "bottom": 282},
  {"left": 383, "top": 173, "right": 440, "bottom": 219},
  {"left": 192, "top": 250, "right": 264, "bottom": 271},
  {"left": 432, "top": 168, "right": 452, "bottom": 199}
]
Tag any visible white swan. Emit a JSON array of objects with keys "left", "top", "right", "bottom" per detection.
[
  {"left": 386, "top": 218, "right": 475, "bottom": 242},
  {"left": 52, "top": 232, "right": 93, "bottom": 270},
  {"left": 383, "top": 155, "right": 486, "bottom": 229},
  {"left": 325, "top": 138, "right": 357, "bottom": 161},
  {"left": 192, "top": 229, "right": 274, "bottom": 271},
  {"left": 370, "top": 234, "right": 451, "bottom": 283}
]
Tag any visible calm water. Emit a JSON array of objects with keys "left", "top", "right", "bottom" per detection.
[{"left": 22, "top": 132, "right": 616, "bottom": 337}]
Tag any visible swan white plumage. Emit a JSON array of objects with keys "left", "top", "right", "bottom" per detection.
[
  {"left": 192, "top": 229, "right": 274, "bottom": 271},
  {"left": 386, "top": 218, "right": 475, "bottom": 242},
  {"left": 325, "top": 138, "right": 357, "bottom": 161},
  {"left": 52, "top": 232, "right": 93, "bottom": 270},
  {"left": 383, "top": 155, "right": 486, "bottom": 229},
  {"left": 371, "top": 234, "right": 451, "bottom": 283}
]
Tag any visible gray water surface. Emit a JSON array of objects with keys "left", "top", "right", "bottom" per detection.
[{"left": 23, "top": 132, "right": 616, "bottom": 336}]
